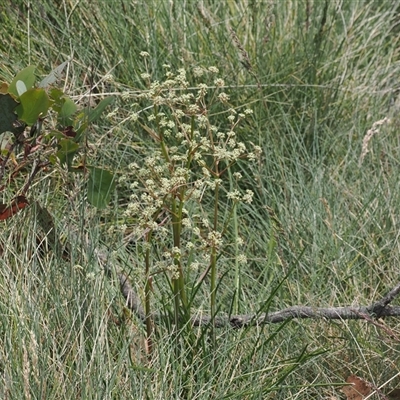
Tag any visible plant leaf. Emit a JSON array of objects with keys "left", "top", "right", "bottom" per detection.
[
  {"left": 341, "top": 375, "right": 372, "bottom": 400},
  {"left": 56, "top": 138, "right": 79, "bottom": 168},
  {"left": 0, "top": 93, "right": 25, "bottom": 136},
  {"left": 15, "top": 88, "right": 50, "bottom": 125},
  {"left": 87, "top": 167, "right": 115, "bottom": 209},
  {"left": 0, "top": 83, "right": 8, "bottom": 94},
  {"left": 39, "top": 59, "right": 71, "bottom": 88},
  {"left": 48, "top": 87, "right": 65, "bottom": 112},
  {"left": 85, "top": 96, "right": 114, "bottom": 124},
  {"left": 8, "top": 65, "right": 36, "bottom": 98},
  {"left": 49, "top": 88, "right": 77, "bottom": 124},
  {"left": 59, "top": 97, "right": 77, "bottom": 119},
  {"left": 0, "top": 196, "right": 29, "bottom": 221}
]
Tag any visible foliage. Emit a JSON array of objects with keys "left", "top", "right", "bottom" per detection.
[
  {"left": 0, "top": 0, "right": 400, "bottom": 398},
  {"left": 0, "top": 64, "right": 115, "bottom": 212}
]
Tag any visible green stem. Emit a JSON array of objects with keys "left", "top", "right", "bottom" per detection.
[
  {"left": 232, "top": 203, "right": 240, "bottom": 313},
  {"left": 229, "top": 170, "right": 240, "bottom": 314},
  {"left": 154, "top": 105, "right": 170, "bottom": 163},
  {"left": 210, "top": 178, "right": 220, "bottom": 345},
  {"left": 171, "top": 195, "right": 187, "bottom": 329},
  {"left": 144, "top": 230, "right": 154, "bottom": 355}
]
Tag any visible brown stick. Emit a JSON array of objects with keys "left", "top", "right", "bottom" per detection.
[{"left": 98, "top": 249, "right": 400, "bottom": 328}]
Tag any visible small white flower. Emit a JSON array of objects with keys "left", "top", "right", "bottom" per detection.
[
  {"left": 130, "top": 112, "right": 139, "bottom": 122},
  {"left": 218, "top": 92, "right": 230, "bottom": 102},
  {"left": 106, "top": 108, "right": 118, "bottom": 118},
  {"left": 253, "top": 145, "right": 262, "bottom": 156},
  {"left": 172, "top": 247, "right": 181, "bottom": 256},
  {"left": 121, "top": 91, "right": 130, "bottom": 100},
  {"left": 236, "top": 237, "right": 244, "bottom": 246},
  {"left": 190, "top": 261, "right": 200, "bottom": 271},
  {"left": 207, "top": 230, "right": 223, "bottom": 247},
  {"left": 167, "top": 264, "right": 180, "bottom": 280},
  {"left": 237, "top": 254, "right": 247, "bottom": 265},
  {"left": 104, "top": 73, "right": 113, "bottom": 82},
  {"left": 202, "top": 167, "right": 210, "bottom": 178},
  {"left": 182, "top": 218, "right": 192, "bottom": 228},
  {"left": 174, "top": 109, "right": 185, "bottom": 118},
  {"left": 193, "top": 67, "right": 204, "bottom": 77},
  {"left": 227, "top": 190, "right": 241, "bottom": 201},
  {"left": 86, "top": 272, "right": 96, "bottom": 280},
  {"left": 242, "top": 190, "right": 254, "bottom": 204}
]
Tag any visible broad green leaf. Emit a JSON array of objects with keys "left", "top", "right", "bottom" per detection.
[
  {"left": 8, "top": 66, "right": 36, "bottom": 98},
  {"left": 39, "top": 59, "right": 71, "bottom": 88},
  {"left": 15, "top": 88, "right": 50, "bottom": 125},
  {"left": 87, "top": 167, "right": 115, "bottom": 209},
  {"left": 49, "top": 87, "right": 65, "bottom": 111},
  {"left": 0, "top": 93, "right": 25, "bottom": 135},
  {"left": 85, "top": 96, "right": 114, "bottom": 124},
  {"left": 59, "top": 97, "right": 77, "bottom": 118},
  {"left": 56, "top": 138, "right": 79, "bottom": 168}
]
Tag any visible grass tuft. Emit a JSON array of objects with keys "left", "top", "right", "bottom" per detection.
[{"left": 0, "top": 0, "right": 400, "bottom": 398}]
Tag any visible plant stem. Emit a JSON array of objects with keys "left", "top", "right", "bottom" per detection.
[
  {"left": 144, "top": 230, "right": 154, "bottom": 355},
  {"left": 155, "top": 105, "right": 170, "bottom": 164},
  {"left": 210, "top": 178, "right": 220, "bottom": 346},
  {"left": 171, "top": 195, "right": 187, "bottom": 329},
  {"left": 229, "top": 169, "right": 240, "bottom": 314}
]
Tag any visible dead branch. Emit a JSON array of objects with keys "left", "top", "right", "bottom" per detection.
[{"left": 97, "top": 249, "right": 400, "bottom": 328}]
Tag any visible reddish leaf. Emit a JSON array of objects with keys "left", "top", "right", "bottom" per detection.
[
  {"left": 62, "top": 125, "right": 77, "bottom": 138},
  {"left": 341, "top": 375, "right": 372, "bottom": 400},
  {"left": 0, "top": 196, "right": 29, "bottom": 220}
]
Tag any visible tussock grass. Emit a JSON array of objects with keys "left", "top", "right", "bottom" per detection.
[{"left": 1, "top": 0, "right": 400, "bottom": 398}]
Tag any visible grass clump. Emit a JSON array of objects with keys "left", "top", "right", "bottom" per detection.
[{"left": 0, "top": 0, "right": 400, "bottom": 398}]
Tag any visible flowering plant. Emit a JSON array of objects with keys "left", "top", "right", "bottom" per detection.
[{"left": 118, "top": 56, "right": 261, "bottom": 349}]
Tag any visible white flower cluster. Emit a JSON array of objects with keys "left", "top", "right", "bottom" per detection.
[{"left": 118, "top": 57, "right": 262, "bottom": 279}]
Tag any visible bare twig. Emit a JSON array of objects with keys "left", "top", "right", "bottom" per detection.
[
  {"left": 368, "top": 282, "right": 400, "bottom": 317},
  {"left": 98, "top": 248, "right": 400, "bottom": 328}
]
